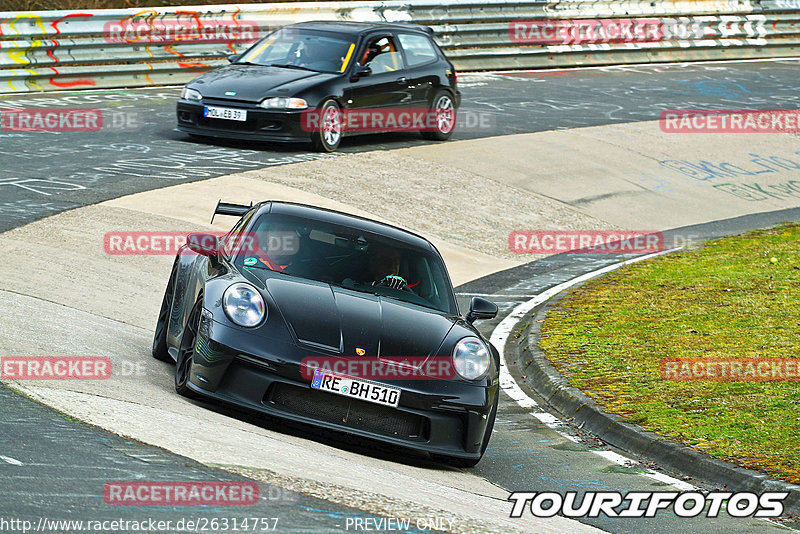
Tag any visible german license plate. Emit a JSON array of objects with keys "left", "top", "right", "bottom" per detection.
[
  {"left": 311, "top": 369, "right": 400, "bottom": 408},
  {"left": 203, "top": 106, "right": 247, "bottom": 122}
]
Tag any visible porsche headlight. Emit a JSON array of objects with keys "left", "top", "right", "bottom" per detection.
[
  {"left": 223, "top": 283, "right": 266, "bottom": 327},
  {"left": 452, "top": 337, "right": 490, "bottom": 380},
  {"left": 182, "top": 87, "right": 203, "bottom": 102},
  {"left": 258, "top": 97, "right": 308, "bottom": 110}
]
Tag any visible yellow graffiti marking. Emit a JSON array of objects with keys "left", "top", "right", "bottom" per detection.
[
  {"left": 7, "top": 14, "right": 47, "bottom": 91},
  {"left": 144, "top": 46, "right": 155, "bottom": 85}
]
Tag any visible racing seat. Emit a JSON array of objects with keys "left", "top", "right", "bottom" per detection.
[{"left": 367, "top": 52, "right": 402, "bottom": 73}]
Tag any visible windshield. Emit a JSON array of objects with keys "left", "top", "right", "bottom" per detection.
[
  {"left": 239, "top": 28, "right": 356, "bottom": 73},
  {"left": 234, "top": 213, "right": 457, "bottom": 314}
]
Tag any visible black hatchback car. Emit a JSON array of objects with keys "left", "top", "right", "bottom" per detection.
[
  {"left": 152, "top": 201, "right": 499, "bottom": 466},
  {"left": 177, "top": 21, "right": 460, "bottom": 151}
]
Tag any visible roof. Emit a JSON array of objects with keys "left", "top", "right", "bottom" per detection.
[
  {"left": 255, "top": 201, "right": 437, "bottom": 252},
  {"left": 286, "top": 20, "right": 434, "bottom": 37}
]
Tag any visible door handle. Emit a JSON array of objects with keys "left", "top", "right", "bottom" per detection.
[{"left": 396, "top": 77, "right": 408, "bottom": 84}]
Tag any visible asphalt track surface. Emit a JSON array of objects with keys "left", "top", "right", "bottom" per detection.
[
  {"left": 0, "top": 385, "right": 394, "bottom": 532},
  {"left": 2, "top": 58, "right": 800, "bottom": 231},
  {"left": 2, "top": 59, "right": 800, "bottom": 533}
]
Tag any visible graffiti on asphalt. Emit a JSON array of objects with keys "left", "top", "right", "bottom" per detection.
[
  {"left": 659, "top": 152, "right": 800, "bottom": 201},
  {"left": 0, "top": 177, "right": 86, "bottom": 196},
  {"left": 91, "top": 147, "right": 340, "bottom": 180}
]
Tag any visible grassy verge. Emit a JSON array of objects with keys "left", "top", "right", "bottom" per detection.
[{"left": 539, "top": 223, "right": 800, "bottom": 483}]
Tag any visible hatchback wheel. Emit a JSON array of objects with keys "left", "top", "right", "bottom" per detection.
[
  {"left": 422, "top": 91, "right": 456, "bottom": 141},
  {"left": 311, "top": 100, "right": 342, "bottom": 152}
]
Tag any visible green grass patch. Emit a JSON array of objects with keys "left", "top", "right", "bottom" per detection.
[{"left": 540, "top": 223, "right": 800, "bottom": 483}]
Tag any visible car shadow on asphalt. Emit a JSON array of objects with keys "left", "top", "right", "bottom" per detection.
[
  {"left": 184, "top": 393, "right": 463, "bottom": 472},
  {"left": 165, "top": 129, "right": 441, "bottom": 154}
]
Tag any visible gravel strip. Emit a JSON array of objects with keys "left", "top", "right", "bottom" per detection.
[
  {"left": 219, "top": 465, "right": 527, "bottom": 534},
  {"left": 241, "top": 149, "right": 611, "bottom": 262}
]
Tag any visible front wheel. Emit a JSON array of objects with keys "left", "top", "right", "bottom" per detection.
[
  {"left": 422, "top": 91, "right": 456, "bottom": 141},
  {"left": 311, "top": 99, "right": 342, "bottom": 152},
  {"left": 175, "top": 298, "right": 202, "bottom": 398}
]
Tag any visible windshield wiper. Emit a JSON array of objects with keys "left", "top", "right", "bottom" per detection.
[
  {"left": 269, "top": 63, "right": 317, "bottom": 72},
  {"left": 327, "top": 281, "right": 374, "bottom": 295},
  {"left": 241, "top": 261, "right": 294, "bottom": 277}
]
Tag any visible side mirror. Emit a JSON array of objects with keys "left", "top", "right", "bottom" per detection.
[
  {"left": 466, "top": 297, "right": 498, "bottom": 324},
  {"left": 350, "top": 65, "right": 372, "bottom": 82},
  {"left": 187, "top": 233, "right": 219, "bottom": 256},
  {"left": 228, "top": 53, "right": 241, "bottom": 63}
]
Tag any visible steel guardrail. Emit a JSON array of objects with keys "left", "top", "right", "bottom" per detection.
[{"left": 1, "top": 0, "right": 799, "bottom": 93}]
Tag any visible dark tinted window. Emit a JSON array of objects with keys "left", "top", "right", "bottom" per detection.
[
  {"left": 238, "top": 213, "right": 456, "bottom": 314},
  {"left": 241, "top": 28, "right": 356, "bottom": 73}
]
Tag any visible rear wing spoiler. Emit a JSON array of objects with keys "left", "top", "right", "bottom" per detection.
[{"left": 211, "top": 200, "right": 252, "bottom": 224}]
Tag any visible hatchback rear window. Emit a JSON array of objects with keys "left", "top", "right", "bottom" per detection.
[{"left": 397, "top": 33, "right": 438, "bottom": 66}]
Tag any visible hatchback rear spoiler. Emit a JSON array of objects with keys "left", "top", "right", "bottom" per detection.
[
  {"left": 390, "top": 22, "right": 435, "bottom": 36},
  {"left": 211, "top": 200, "right": 252, "bottom": 224}
]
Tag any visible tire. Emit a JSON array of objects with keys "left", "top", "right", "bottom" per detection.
[
  {"left": 152, "top": 260, "right": 178, "bottom": 362},
  {"left": 311, "top": 99, "right": 343, "bottom": 152},
  {"left": 174, "top": 298, "right": 202, "bottom": 398},
  {"left": 421, "top": 91, "right": 456, "bottom": 141},
  {"left": 440, "top": 390, "right": 498, "bottom": 468}
]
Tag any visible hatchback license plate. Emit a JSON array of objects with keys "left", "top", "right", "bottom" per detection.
[
  {"left": 203, "top": 106, "right": 247, "bottom": 122},
  {"left": 311, "top": 369, "right": 400, "bottom": 408}
]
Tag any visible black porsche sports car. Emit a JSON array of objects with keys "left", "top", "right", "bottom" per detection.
[
  {"left": 152, "top": 201, "right": 499, "bottom": 466},
  {"left": 176, "top": 21, "right": 460, "bottom": 151}
]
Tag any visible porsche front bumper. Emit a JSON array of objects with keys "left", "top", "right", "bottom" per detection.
[{"left": 186, "top": 314, "right": 497, "bottom": 460}]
